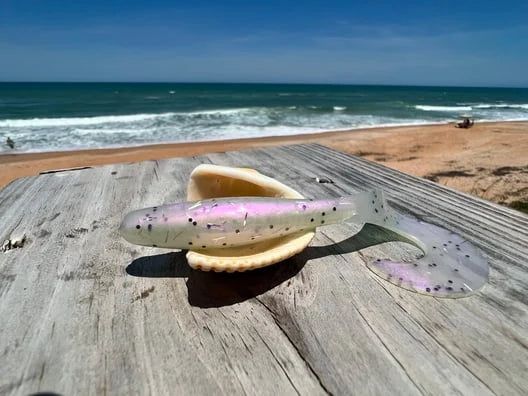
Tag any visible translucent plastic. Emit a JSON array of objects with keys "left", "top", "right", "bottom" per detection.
[{"left": 352, "top": 190, "right": 489, "bottom": 298}]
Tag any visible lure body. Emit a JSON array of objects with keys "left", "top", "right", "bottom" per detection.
[
  {"left": 120, "top": 194, "right": 367, "bottom": 250},
  {"left": 120, "top": 189, "right": 489, "bottom": 298}
]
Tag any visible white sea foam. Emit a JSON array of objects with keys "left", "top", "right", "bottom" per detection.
[
  {"left": 415, "top": 105, "right": 473, "bottom": 112},
  {"left": 333, "top": 106, "right": 346, "bottom": 111},
  {"left": 2, "top": 103, "right": 527, "bottom": 154},
  {"left": 187, "top": 108, "right": 252, "bottom": 116},
  {"left": 0, "top": 112, "right": 175, "bottom": 128},
  {"left": 473, "top": 103, "right": 528, "bottom": 109}
]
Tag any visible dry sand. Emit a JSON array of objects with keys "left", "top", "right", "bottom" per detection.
[{"left": 1, "top": 121, "right": 527, "bottom": 211}]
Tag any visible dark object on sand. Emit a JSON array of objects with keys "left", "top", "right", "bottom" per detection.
[
  {"left": 6, "top": 136, "right": 15, "bottom": 149},
  {"left": 456, "top": 117, "right": 474, "bottom": 129}
]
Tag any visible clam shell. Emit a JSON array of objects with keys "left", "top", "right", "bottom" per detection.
[{"left": 186, "top": 164, "right": 315, "bottom": 272}]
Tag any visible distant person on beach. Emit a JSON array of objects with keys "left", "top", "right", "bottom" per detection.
[
  {"left": 6, "top": 137, "right": 15, "bottom": 149},
  {"left": 456, "top": 117, "right": 474, "bottom": 129}
]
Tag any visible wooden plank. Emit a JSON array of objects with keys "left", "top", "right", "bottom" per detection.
[{"left": 0, "top": 143, "right": 527, "bottom": 395}]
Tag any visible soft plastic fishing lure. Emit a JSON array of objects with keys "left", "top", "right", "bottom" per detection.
[{"left": 120, "top": 189, "right": 489, "bottom": 297}]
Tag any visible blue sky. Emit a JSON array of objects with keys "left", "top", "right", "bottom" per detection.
[{"left": 1, "top": 0, "right": 527, "bottom": 86}]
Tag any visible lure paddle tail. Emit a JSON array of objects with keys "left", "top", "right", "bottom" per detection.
[{"left": 353, "top": 190, "right": 488, "bottom": 298}]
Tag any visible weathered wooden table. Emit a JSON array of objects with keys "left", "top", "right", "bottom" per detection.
[{"left": 1, "top": 144, "right": 527, "bottom": 395}]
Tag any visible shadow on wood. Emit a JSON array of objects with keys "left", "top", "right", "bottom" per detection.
[{"left": 126, "top": 224, "right": 404, "bottom": 308}]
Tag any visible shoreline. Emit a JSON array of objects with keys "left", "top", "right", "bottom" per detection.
[
  {"left": 3, "top": 119, "right": 527, "bottom": 159},
  {"left": 0, "top": 120, "right": 452, "bottom": 157},
  {"left": 1, "top": 121, "right": 527, "bottom": 212},
  {"left": 1, "top": 121, "right": 450, "bottom": 161}
]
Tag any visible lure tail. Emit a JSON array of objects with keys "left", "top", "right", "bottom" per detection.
[{"left": 352, "top": 189, "right": 488, "bottom": 297}]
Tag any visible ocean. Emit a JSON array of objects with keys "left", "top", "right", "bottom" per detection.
[{"left": 1, "top": 83, "right": 527, "bottom": 153}]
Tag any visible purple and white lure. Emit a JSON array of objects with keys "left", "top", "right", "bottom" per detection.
[{"left": 120, "top": 189, "right": 488, "bottom": 298}]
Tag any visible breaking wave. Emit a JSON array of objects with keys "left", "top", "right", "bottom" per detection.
[
  {"left": 0, "top": 107, "right": 436, "bottom": 153},
  {"left": 415, "top": 105, "right": 473, "bottom": 112},
  {"left": 0, "top": 113, "right": 176, "bottom": 128},
  {"left": 2, "top": 98, "right": 527, "bottom": 153}
]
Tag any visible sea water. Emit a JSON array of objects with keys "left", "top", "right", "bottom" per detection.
[{"left": 0, "top": 83, "right": 527, "bottom": 153}]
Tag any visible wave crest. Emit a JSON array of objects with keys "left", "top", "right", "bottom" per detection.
[
  {"left": 415, "top": 105, "right": 473, "bottom": 112},
  {"left": 0, "top": 112, "right": 176, "bottom": 128}
]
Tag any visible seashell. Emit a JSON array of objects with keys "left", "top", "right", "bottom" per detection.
[{"left": 185, "top": 164, "right": 315, "bottom": 272}]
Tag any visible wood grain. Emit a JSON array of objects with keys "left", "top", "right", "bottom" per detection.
[{"left": 0, "top": 144, "right": 526, "bottom": 395}]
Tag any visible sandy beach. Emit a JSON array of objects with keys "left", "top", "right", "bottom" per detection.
[{"left": 1, "top": 121, "right": 527, "bottom": 211}]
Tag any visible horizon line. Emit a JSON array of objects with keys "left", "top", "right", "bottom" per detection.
[{"left": 0, "top": 81, "right": 527, "bottom": 89}]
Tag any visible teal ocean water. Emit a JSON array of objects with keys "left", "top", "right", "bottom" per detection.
[{"left": 1, "top": 83, "right": 527, "bottom": 153}]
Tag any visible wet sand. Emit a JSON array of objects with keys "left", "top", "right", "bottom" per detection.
[{"left": 1, "top": 121, "right": 527, "bottom": 211}]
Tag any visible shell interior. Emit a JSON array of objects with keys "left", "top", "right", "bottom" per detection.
[{"left": 186, "top": 164, "right": 315, "bottom": 272}]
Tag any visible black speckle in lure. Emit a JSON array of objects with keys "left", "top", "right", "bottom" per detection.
[
  {"left": 192, "top": 221, "right": 197, "bottom": 226},
  {"left": 432, "top": 246, "right": 436, "bottom": 249},
  {"left": 188, "top": 242, "right": 193, "bottom": 245},
  {"left": 432, "top": 263, "right": 437, "bottom": 267},
  {"left": 460, "top": 287, "right": 466, "bottom": 292},
  {"left": 332, "top": 207, "right": 336, "bottom": 211},
  {"left": 448, "top": 240, "right": 452, "bottom": 243},
  {"left": 374, "top": 208, "right": 378, "bottom": 213},
  {"left": 188, "top": 218, "right": 192, "bottom": 222},
  {"left": 426, "top": 287, "right": 431, "bottom": 292},
  {"left": 376, "top": 258, "right": 381, "bottom": 262},
  {"left": 153, "top": 207, "right": 157, "bottom": 212},
  {"left": 465, "top": 254, "right": 470, "bottom": 258},
  {"left": 443, "top": 243, "right": 448, "bottom": 247},
  {"left": 310, "top": 218, "right": 314, "bottom": 222},
  {"left": 448, "top": 279, "right": 453, "bottom": 284},
  {"left": 428, "top": 263, "right": 433, "bottom": 267},
  {"left": 251, "top": 237, "right": 255, "bottom": 240},
  {"left": 235, "top": 229, "right": 240, "bottom": 233},
  {"left": 146, "top": 213, "right": 149, "bottom": 217},
  {"left": 447, "top": 287, "right": 453, "bottom": 291},
  {"left": 321, "top": 220, "right": 325, "bottom": 224},
  {"left": 269, "top": 225, "right": 274, "bottom": 229},
  {"left": 454, "top": 268, "right": 459, "bottom": 272},
  {"left": 202, "top": 245, "right": 206, "bottom": 248},
  {"left": 413, "top": 263, "right": 418, "bottom": 267},
  {"left": 322, "top": 212, "right": 325, "bottom": 216},
  {"left": 285, "top": 227, "right": 290, "bottom": 231},
  {"left": 152, "top": 244, "right": 157, "bottom": 247},
  {"left": 372, "top": 200, "right": 375, "bottom": 204},
  {"left": 148, "top": 224, "right": 152, "bottom": 231},
  {"left": 136, "top": 225, "right": 140, "bottom": 229},
  {"left": 207, "top": 224, "right": 211, "bottom": 229},
  {"left": 302, "top": 204, "right": 307, "bottom": 210},
  {"left": 222, "top": 242, "right": 227, "bottom": 246},
  {"left": 399, "top": 277, "right": 403, "bottom": 281},
  {"left": 434, "top": 287, "right": 440, "bottom": 291}
]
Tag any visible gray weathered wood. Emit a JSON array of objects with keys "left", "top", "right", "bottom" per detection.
[{"left": 0, "top": 143, "right": 527, "bottom": 395}]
